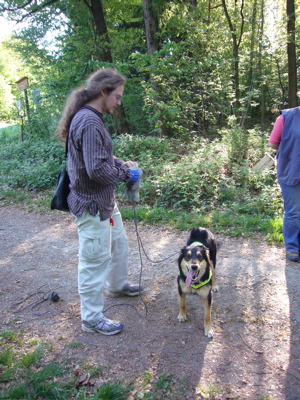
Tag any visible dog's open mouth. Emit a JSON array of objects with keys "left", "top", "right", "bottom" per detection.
[{"left": 185, "top": 269, "right": 199, "bottom": 287}]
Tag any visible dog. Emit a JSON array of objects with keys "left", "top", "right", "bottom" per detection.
[{"left": 177, "top": 227, "right": 218, "bottom": 338}]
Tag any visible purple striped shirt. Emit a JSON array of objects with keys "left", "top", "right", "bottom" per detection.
[{"left": 67, "top": 106, "right": 131, "bottom": 220}]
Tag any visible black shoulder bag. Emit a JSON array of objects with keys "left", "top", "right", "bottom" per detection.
[{"left": 50, "top": 136, "right": 70, "bottom": 212}]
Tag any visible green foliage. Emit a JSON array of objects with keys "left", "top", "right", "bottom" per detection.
[
  {"left": 151, "top": 138, "right": 228, "bottom": 209},
  {"left": 0, "top": 41, "right": 25, "bottom": 122},
  {"left": 0, "top": 125, "right": 283, "bottom": 243},
  {"left": 113, "top": 134, "right": 174, "bottom": 178},
  {"left": 0, "top": 127, "right": 65, "bottom": 191},
  {"left": 0, "top": 0, "right": 292, "bottom": 138},
  {"left": 0, "top": 330, "right": 19, "bottom": 343},
  {"left": 113, "top": 128, "right": 281, "bottom": 242},
  {"left": 0, "top": 328, "right": 131, "bottom": 400},
  {"left": 114, "top": 128, "right": 280, "bottom": 222},
  {"left": 0, "top": 75, "right": 15, "bottom": 121},
  {"left": 154, "top": 374, "right": 173, "bottom": 393},
  {"left": 221, "top": 119, "right": 250, "bottom": 164},
  {"left": 0, "top": 348, "right": 13, "bottom": 367},
  {"left": 20, "top": 344, "right": 44, "bottom": 367},
  {"left": 94, "top": 381, "right": 130, "bottom": 400}
]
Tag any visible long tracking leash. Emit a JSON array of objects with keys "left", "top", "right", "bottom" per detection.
[
  {"left": 9, "top": 283, "right": 63, "bottom": 316},
  {"left": 9, "top": 195, "right": 179, "bottom": 320},
  {"left": 103, "top": 199, "right": 179, "bottom": 318}
]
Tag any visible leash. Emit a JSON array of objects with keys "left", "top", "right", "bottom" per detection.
[
  {"left": 9, "top": 284, "right": 62, "bottom": 316},
  {"left": 104, "top": 198, "right": 179, "bottom": 319},
  {"left": 10, "top": 187, "right": 178, "bottom": 322},
  {"left": 131, "top": 200, "right": 179, "bottom": 264}
]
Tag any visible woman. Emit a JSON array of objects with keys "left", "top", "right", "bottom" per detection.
[{"left": 269, "top": 107, "right": 300, "bottom": 262}]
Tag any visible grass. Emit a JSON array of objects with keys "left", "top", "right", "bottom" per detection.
[
  {"left": 0, "top": 184, "right": 284, "bottom": 245},
  {"left": 0, "top": 329, "right": 129, "bottom": 400},
  {"left": 0, "top": 327, "right": 277, "bottom": 400},
  {"left": 0, "top": 329, "right": 189, "bottom": 400},
  {"left": 119, "top": 204, "right": 283, "bottom": 244}
]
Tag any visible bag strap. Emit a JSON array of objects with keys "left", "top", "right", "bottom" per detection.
[{"left": 65, "top": 134, "right": 68, "bottom": 159}]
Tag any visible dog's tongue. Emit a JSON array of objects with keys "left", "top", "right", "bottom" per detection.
[{"left": 186, "top": 270, "right": 197, "bottom": 287}]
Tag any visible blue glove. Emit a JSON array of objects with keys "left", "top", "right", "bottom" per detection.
[{"left": 129, "top": 167, "right": 141, "bottom": 183}]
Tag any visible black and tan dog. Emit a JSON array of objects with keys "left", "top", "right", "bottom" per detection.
[{"left": 177, "top": 227, "right": 218, "bottom": 338}]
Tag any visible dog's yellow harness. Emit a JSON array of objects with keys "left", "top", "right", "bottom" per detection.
[
  {"left": 189, "top": 241, "right": 206, "bottom": 247},
  {"left": 190, "top": 270, "right": 212, "bottom": 289},
  {"left": 178, "top": 270, "right": 212, "bottom": 289}
]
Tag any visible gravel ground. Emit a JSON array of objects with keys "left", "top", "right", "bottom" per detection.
[{"left": 1, "top": 205, "right": 300, "bottom": 399}]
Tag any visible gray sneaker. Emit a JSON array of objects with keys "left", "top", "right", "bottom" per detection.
[
  {"left": 82, "top": 317, "right": 123, "bottom": 335},
  {"left": 109, "top": 283, "right": 144, "bottom": 297},
  {"left": 286, "top": 252, "right": 300, "bottom": 262}
]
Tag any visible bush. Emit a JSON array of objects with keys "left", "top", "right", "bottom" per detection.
[
  {"left": 114, "top": 133, "right": 280, "bottom": 218},
  {"left": 0, "top": 125, "right": 282, "bottom": 241},
  {"left": 0, "top": 130, "right": 65, "bottom": 191}
]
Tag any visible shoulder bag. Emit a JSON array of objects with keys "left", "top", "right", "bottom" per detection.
[{"left": 50, "top": 136, "right": 70, "bottom": 212}]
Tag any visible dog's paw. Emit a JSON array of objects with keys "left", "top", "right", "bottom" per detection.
[
  {"left": 212, "top": 284, "right": 219, "bottom": 292},
  {"left": 205, "top": 329, "right": 213, "bottom": 338},
  {"left": 177, "top": 314, "right": 187, "bottom": 322}
]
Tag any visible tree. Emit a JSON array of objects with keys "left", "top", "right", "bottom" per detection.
[
  {"left": 0, "top": 0, "right": 298, "bottom": 136},
  {"left": 286, "top": 0, "right": 297, "bottom": 107},
  {"left": 0, "top": 41, "right": 30, "bottom": 121},
  {"left": 142, "top": 0, "right": 159, "bottom": 54},
  {"left": 0, "top": 0, "right": 133, "bottom": 133},
  {"left": 257, "top": 0, "right": 266, "bottom": 128},
  {"left": 221, "top": 0, "right": 245, "bottom": 118}
]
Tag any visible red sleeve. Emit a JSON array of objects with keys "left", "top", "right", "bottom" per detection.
[{"left": 269, "top": 115, "right": 284, "bottom": 145}]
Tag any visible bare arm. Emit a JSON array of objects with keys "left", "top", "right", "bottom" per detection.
[
  {"left": 269, "top": 142, "right": 279, "bottom": 151},
  {"left": 268, "top": 115, "right": 283, "bottom": 152}
]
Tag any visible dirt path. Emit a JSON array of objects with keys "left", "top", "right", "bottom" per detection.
[{"left": 1, "top": 206, "right": 300, "bottom": 399}]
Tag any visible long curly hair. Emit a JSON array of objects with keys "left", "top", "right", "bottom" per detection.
[{"left": 55, "top": 68, "right": 126, "bottom": 141}]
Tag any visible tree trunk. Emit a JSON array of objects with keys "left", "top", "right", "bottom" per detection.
[
  {"left": 221, "top": 0, "right": 244, "bottom": 118},
  {"left": 84, "top": 0, "right": 129, "bottom": 134},
  {"left": 286, "top": 0, "right": 297, "bottom": 107},
  {"left": 258, "top": 0, "right": 266, "bottom": 129},
  {"left": 142, "top": 0, "right": 167, "bottom": 136},
  {"left": 248, "top": 0, "right": 257, "bottom": 93},
  {"left": 87, "top": 0, "right": 113, "bottom": 63},
  {"left": 142, "top": 0, "right": 159, "bottom": 54}
]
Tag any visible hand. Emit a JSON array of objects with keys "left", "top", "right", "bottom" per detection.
[
  {"left": 129, "top": 167, "right": 142, "bottom": 183},
  {"left": 123, "top": 161, "right": 138, "bottom": 168}
]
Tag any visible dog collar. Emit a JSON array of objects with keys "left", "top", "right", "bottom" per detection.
[
  {"left": 190, "top": 270, "right": 212, "bottom": 289},
  {"left": 189, "top": 241, "right": 206, "bottom": 247}
]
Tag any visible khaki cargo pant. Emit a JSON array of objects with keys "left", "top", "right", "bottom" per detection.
[{"left": 74, "top": 205, "right": 128, "bottom": 323}]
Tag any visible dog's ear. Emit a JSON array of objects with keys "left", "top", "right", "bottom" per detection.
[
  {"left": 202, "top": 247, "right": 213, "bottom": 268},
  {"left": 204, "top": 250, "right": 214, "bottom": 269},
  {"left": 205, "top": 248, "right": 210, "bottom": 260}
]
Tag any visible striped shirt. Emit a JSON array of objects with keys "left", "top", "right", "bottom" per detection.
[{"left": 67, "top": 106, "right": 131, "bottom": 220}]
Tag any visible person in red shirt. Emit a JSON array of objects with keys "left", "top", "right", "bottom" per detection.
[{"left": 269, "top": 108, "right": 300, "bottom": 262}]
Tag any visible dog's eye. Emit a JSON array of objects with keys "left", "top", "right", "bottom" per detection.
[
  {"left": 197, "top": 254, "right": 203, "bottom": 261},
  {"left": 184, "top": 255, "right": 191, "bottom": 261}
]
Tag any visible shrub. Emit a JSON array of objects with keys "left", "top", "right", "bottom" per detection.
[{"left": 0, "top": 133, "right": 65, "bottom": 191}]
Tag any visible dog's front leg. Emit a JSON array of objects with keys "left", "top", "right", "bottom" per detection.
[
  {"left": 178, "top": 292, "right": 187, "bottom": 322},
  {"left": 211, "top": 268, "right": 219, "bottom": 292},
  {"left": 202, "top": 291, "right": 213, "bottom": 338}
]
